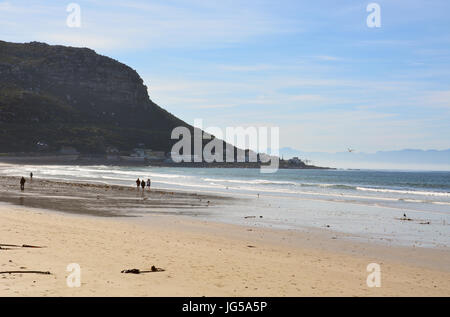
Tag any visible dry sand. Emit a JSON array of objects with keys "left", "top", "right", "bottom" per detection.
[{"left": 1, "top": 202, "right": 449, "bottom": 297}]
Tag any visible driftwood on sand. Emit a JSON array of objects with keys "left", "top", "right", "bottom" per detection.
[
  {"left": 0, "top": 271, "right": 51, "bottom": 275},
  {"left": 121, "top": 266, "right": 165, "bottom": 274},
  {"left": 395, "top": 216, "right": 431, "bottom": 224},
  {"left": 0, "top": 243, "right": 45, "bottom": 248}
]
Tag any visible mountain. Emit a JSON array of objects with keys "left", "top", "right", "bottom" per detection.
[
  {"left": 279, "top": 147, "right": 450, "bottom": 170},
  {"left": 0, "top": 40, "right": 193, "bottom": 154}
]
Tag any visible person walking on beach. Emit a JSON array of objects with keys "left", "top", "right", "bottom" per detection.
[
  {"left": 136, "top": 178, "right": 141, "bottom": 190},
  {"left": 30, "top": 172, "right": 33, "bottom": 182},
  {"left": 147, "top": 178, "right": 151, "bottom": 191},
  {"left": 141, "top": 179, "right": 146, "bottom": 191},
  {"left": 20, "top": 177, "right": 26, "bottom": 191}
]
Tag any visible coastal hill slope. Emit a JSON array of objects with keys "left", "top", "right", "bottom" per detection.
[{"left": 0, "top": 40, "right": 191, "bottom": 154}]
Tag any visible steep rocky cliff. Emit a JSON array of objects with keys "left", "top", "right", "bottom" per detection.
[{"left": 0, "top": 40, "right": 190, "bottom": 153}]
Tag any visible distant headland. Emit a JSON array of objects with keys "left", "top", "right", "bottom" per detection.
[{"left": 0, "top": 41, "right": 328, "bottom": 169}]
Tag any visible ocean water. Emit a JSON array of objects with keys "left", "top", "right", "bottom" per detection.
[{"left": 1, "top": 164, "right": 449, "bottom": 248}]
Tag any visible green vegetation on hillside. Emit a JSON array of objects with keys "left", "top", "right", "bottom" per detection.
[{"left": 0, "top": 40, "right": 192, "bottom": 154}]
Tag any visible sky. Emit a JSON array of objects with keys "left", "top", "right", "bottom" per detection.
[{"left": 1, "top": 0, "right": 449, "bottom": 153}]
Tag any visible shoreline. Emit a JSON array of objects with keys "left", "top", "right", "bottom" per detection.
[
  {"left": 0, "top": 156, "right": 332, "bottom": 169},
  {"left": 1, "top": 169, "right": 449, "bottom": 250},
  {"left": 0, "top": 175, "right": 234, "bottom": 218},
  {"left": 1, "top": 203, "right": 449, "bottom": 296},
  {"left": 1, "top": 175, "right": 448, "bottom": 260}
]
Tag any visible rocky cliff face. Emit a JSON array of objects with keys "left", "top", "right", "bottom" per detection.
[{"left": 0, "top": 41, "right": 189, "bottom": 153}]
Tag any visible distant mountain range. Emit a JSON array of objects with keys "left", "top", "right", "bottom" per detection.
[{"left": 278, "top": 148, "right": 450, "bottom": 171}]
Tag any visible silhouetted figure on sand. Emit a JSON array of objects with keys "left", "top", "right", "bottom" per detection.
[
  {"left": 147, "top": 178, "right": 151, "bottom": 191},
  {"left": 136, "top": 178, "right": 141, "bottom": 190},
  {"left": 20, "top": 177, "right": 26, "bottom": 191},
  {"left": 30, "top": 172, "right": 33, "bottom": 182},
  {"left": 141, "top": 179, "right": 146, "bottom": 190}
]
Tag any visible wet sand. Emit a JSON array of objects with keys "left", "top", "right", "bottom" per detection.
[
  {"left": 0, "top": 176, "right": 232, "bottom": 217},
  {"left": 1, "top": 176, "right": 449, "bottom": 296}
]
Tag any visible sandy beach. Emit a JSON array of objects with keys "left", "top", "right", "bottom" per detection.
[
  {"left": 1, "top": 177, "right": 449, "bottom": 296},
  {"left": 1, "top": 0, "right": 449, "bottom": 300}
]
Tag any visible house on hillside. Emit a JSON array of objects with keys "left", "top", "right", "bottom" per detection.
[
  {"left": 36, "top": 141, "right": 49, "bottom": 151},
  {"left": 288, "top": 157, "right": 304, "bottom": 166}
]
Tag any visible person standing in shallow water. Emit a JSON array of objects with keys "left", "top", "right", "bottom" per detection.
[
  {"left": 141, "top": 179, "right": 146, "bottom": 191},
  {"left": 20, "top": 177, "right": 26, "bottom": 191},
  {"left": 30, "top": 172, "right": 33, "bottom": 181},
  {"left": 136, "top": 178, "right": 141, "bottom": 190},
  {"left": 147, "top": 178, "right": 151, "bottom": 191}
]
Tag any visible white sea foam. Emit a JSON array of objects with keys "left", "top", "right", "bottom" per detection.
[
  {"left": 356, "top": 186, "right": 450, "bottom": 197},
  {"left": 202, "top": 178, "right": 297, "bottom": 186}
]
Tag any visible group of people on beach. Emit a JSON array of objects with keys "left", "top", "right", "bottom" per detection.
[
  {"left": 136, "top": 178, "right": 151, "bottom": 191},
  {"left": 18, "top": 172, "right": 153, "bottom": 192}
]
